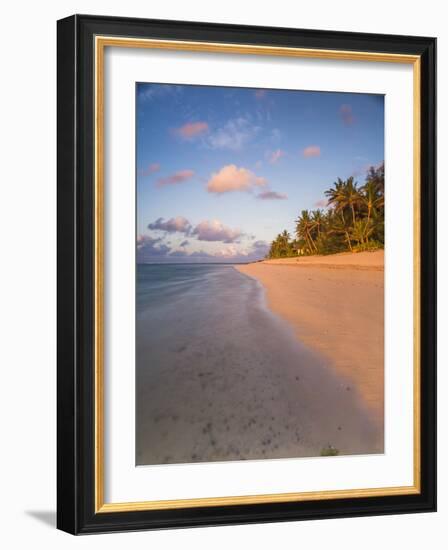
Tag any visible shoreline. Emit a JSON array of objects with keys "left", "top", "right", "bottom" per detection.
[
  {"left": 235, "top": 250, "right": 384, "bottom": 428},
  {"left": 136, "top": 259, "right": 383, "bottom": 464}
]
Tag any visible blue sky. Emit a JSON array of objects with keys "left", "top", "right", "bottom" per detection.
[{"left": 136, "top": 83, "right": 384, "bottom": 263}]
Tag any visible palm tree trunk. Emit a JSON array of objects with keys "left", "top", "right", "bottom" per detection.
[
  {"left": 307, "top": 229, "right": 317, "bottom": 252},
  {"left": 364, "top": 204, "right": 372, "bottom": 242},
  {"left": 304, "top": 234, "right": 312, "bottom": 254},
  {"left": 351, "top": 203, "right": 356, "bottom": 227},
  {"left": 345, "top": 231, "right": 353, "bottom": 252}
]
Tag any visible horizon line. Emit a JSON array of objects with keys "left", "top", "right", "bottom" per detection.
[{"left": 136, "top": 261, "right": 257, "bottom": 266}]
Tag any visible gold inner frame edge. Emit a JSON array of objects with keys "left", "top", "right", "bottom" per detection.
[{"left": 94, "top": 35, "right": 421, "bottom": 513}]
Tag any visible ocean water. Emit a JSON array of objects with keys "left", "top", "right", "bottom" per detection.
[{"left": 136, "top": 264, "right": 380, "bottom": 465}]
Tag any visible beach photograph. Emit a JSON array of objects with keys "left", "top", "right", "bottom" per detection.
[{"left": 135, "top": 83, "right": 385, "bottom": 466}]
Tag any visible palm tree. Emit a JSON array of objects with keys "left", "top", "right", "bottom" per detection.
[
  {"left": 279, "top": 230, "right": 291, "bottom": 256},
  {"left": 296, "top": 210, "right": 317, "bottom": 253},
  {"left": 327, "top": 211, "right": 354, "bottom": 252},
  {"left": 325, "top": 178, "right": 347, "bottom": 222},
  {"left": 326, "top": 177, "right": 362, "bottom": 228},
  {"left": 366, "top": 163, "right": 385, "bottom": 197},
  {"left": 268, "top": 164, "right": 384, "bottom": 258},
  {"left": 341, "top": 177, "right": 362, "bottom": 227},
  {"left": 361, "top": 179, "right": 377, "bottom": 223},
  {"left": 268, "top": 230, "right": 294, "bottom": 258},
  {"left": 311, "top": 209, "right": 325, "bottom": 238},
  {"left": 350, "top": 219, "right": 374, "bottom": 246},
  {"left": 360, "top": 179, "right": 382, "bottom": 241}
]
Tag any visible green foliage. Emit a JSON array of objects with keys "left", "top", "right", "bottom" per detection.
[
  {"left": 266, "top": 163, "right": 385, "bottom": 259},
  {"left": 267, "top": 230, "right": 296, "bottom": 258},
  {"left": 314, "top": 232, "right": 346, "bottom": 255},
  {"left": 353, "top": 240, "right": 383, "bottom": 253},
  {"left": 320, "top": 446, "right": 340, "bottom": 457},
  {"left": 371, "top": 218, "right": 384, "bottom": 243},
  {"left": 350, "top": 219, "right": 375, "bottom": 245}
]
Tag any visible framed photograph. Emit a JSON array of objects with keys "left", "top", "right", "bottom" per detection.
[{"left": 57, "top": 14, "right": 436, "bottom": 534}]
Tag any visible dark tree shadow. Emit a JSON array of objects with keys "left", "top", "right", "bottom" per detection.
[{"left": 26, "top": 510, "right": 56, "bottom": 528}]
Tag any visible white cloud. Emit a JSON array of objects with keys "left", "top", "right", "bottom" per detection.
[
  {"left": 138, "top": 84, "right": 182, "bottom": 103},
  {"left": 206, "top": 117, "right": 260, "bottom": 151},
  {"left": 137, "top": 234, "right": 270, "bottom": 264}
]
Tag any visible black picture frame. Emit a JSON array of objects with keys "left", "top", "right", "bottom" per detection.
[{"left": 57, "top": 14, "right": 436, "bottom": 535}]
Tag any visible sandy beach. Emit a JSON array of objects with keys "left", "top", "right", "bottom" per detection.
[
  {"left": 236, "top": 250, "right": 384, "bottom": 428},
  {"left": 136, "top": 259, "right": 383, "bottom": 465}
]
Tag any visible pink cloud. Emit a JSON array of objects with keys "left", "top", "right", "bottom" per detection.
[
  {"left": 175, "top": 121, "right": 209, "bottom": 139},
  {"left": 156, "top": 170, "right": 194, "bottom": 187},
  {"left": 139, "top": 163, "right": 160, "bottom": 177},
  {"left": 192, "top": 220, "right": 243, "bottom": 243},
  {"left": 147, "top": 216, "right": 191, "bottom": 234},
  {"left": 207, "top": 164, "right": 266, "bottom": 194},
  {"left": 303, "top": 145, "right": 321, "bottom": 158},
  {"left": 257, "top": 190, "right": 288, "bottom": 200},
  {"left": 269, "top": 149, "right": 286, "bottom": 164},
  {"left": 339, "top": 104, "right": 355, "bottom": 126},
  {"left": 314, "top": 199, "right": 328, "bottom": 208},
  {"left": 255, "top": 89, "right": 267, "bottom": 100}
]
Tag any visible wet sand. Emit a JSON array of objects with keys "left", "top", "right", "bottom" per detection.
[
  {"left": 236, "top": 250, "right": 384, "bottom": 428},
  {"left": 136, "top": 261, "right": 383, "bottom": 466}
]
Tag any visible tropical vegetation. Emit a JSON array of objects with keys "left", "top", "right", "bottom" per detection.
[{"left": 267, "top": 163, "right": 384, "bottom": 258}]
